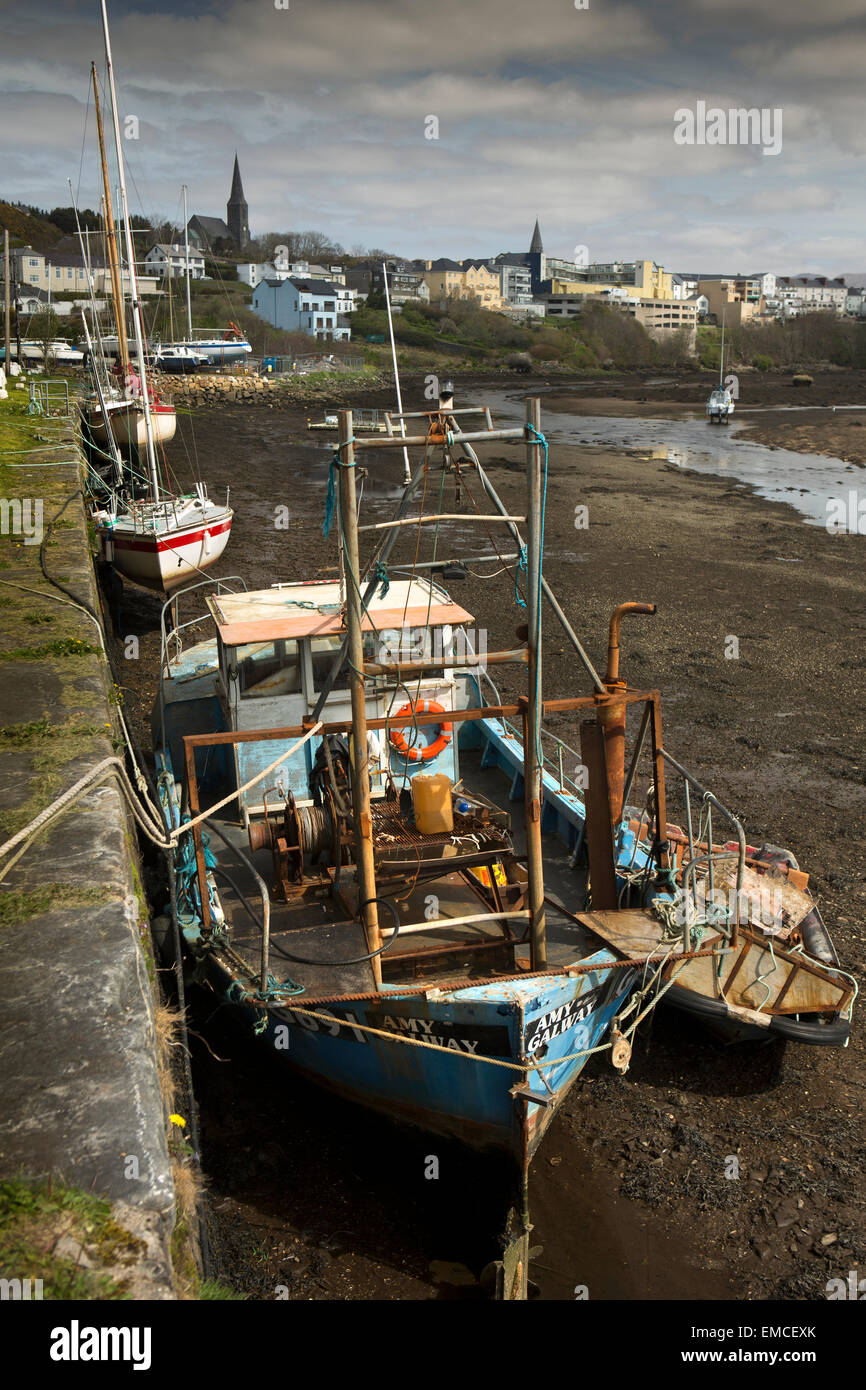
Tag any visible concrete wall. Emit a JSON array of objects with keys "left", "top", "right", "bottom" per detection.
[{"left": 0, "top": 392, "right": 177, "bottom": 1297}]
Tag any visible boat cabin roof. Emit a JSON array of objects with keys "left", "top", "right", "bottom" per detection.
[{"left": 207, "top": 578, "right": 474, "bottom": 647}]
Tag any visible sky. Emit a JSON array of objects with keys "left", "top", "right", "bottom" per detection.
[{"left": 1, "top": 0, "right": 865, "bottom": 274}]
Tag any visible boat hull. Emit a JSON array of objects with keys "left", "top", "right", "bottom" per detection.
[
  {"left": 100, "top": 509, "right": 232, "bottom": 592},
  {"left": 86, "top": 400, "right": 177, "bottom": 448},
  {"left": 200, "top": 950, "right": 635, "bottom": 1164}
]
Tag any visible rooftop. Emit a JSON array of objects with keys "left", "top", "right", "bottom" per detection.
[{"left": 207, "top": 578, "right": 474, "bottom": 647}]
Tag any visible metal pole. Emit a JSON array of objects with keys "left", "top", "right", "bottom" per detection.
[
  {"left": 3, "top": 230, "right": 10, "bottom": 376},
  {"left": 524, "top": 396, "right": 546, "bottom": 970},
  {"left": 455, "top": 437, "right": 605, "bottom": 694},
  {"left": 382, "top": 260, "right": 411, "bottom": 484},
  {"left": 100, "top": 0, "right": 160, "bottom": 501},
  {"left": 310, "top": 456, "right": 427, "bottom": 721},
  {"left": 182, "top": 184, "right": 192, "bottom": 339},
  {"left": 91, "top": 62, "right": 129, "bottom": 374},
  {"left": 338, "top": 410, "right": 383, "bottom": 986}
]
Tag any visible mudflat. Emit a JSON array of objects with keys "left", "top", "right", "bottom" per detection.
[{"left": 118, "top": 372, "right": 865, "bottom": 1299}]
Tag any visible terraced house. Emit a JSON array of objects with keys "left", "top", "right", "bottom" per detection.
[{"left": 418, "top": 258, "right": 503, "bottom": 309}]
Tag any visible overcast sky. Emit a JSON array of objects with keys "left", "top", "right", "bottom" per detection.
[{"left": 2, "top": 0, "right": 865, "bottom": 273}]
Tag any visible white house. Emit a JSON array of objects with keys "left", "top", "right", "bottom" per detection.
[
  {"left": 251, "top": 277, "right": 353, "bottom": 340},
  {"left": 845, "top": 287, "right": 866, "bottom": 317},
  {"left": 237, "top": 259, "right": 347, "bottom": 288},
  {"left": 144, "top": 244, "right": 207, "bottom": 280}
]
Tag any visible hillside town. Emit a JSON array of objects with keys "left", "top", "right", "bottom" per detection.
[{"left": 3, "top": 156, "right": 863, "bottom": 353}]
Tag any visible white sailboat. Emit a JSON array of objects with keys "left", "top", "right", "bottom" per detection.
[
  {"left": 706, "top": 307, "right": 735, "bottom": 424},
  {"left": 146, "top": 185, "right": 252, "bottom": 369},
  {"left": 90, "top": 1, "right": 232, "bottom": 593},
  {"left": 80, "top": 60, "right": 177, "bottom": 453}
]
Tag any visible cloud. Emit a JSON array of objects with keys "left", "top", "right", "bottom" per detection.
[{"left": 0, "top": 0, "right": 863, "bottom": 273}]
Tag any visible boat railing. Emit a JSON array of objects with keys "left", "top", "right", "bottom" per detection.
[
  {"left": 461, "top": 644, "right": 588, "bottom": 801},
  {"left": 658, "top": 748, "right": 746, "bottom": 947},
  {"left": 159, "top": 574, "right": 248, "bottom": 674},
  {"left": 28, "top": 378, "right": 71, "bottom": 418}
]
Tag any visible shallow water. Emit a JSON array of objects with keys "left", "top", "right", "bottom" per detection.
[{"left": 476, "top": 389, "right": 863, "bottom": 528}]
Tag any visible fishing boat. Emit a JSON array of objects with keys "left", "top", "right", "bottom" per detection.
[
  {"left": 106, "top": 328, "right": 252, "bottom": 367},
  {"left": 149, "top": 390, "right": 744, "bottom": 1293},
  {"left": 151, "top": 389, "right": 853, "bottom": 1293},
  {"left": 85, "top": 383, "right": 178, "bottom": 449},
  {"left": 169, "top": 326, "right": 252, "bottom": 365},
  {"left": 85, "top": 3, "right": 231, "bottom": 593}
]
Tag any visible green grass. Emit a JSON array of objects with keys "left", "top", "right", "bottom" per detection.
[
  {"left": 0, "top": 637, "right": 100, "bottom": 661},
  {"left": 0, "top": 884, "right": 115, "bottom": 928},
  {"left": 0, "top": 1178, "right": 143, "bottom": 1300},
  {"left": 199, "top": 1278, "right": 246, "bottom": 1300}
]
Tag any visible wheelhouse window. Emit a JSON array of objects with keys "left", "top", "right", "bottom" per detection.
[
  {"left": 310, "top": 632, "right": 378, "bottom": 692},
  {"left": 234, "top": 639, "right": 301, "bottom": 698}
]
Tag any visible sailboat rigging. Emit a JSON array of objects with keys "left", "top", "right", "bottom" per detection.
[{"left": 86, "top": 0, "right": 233, "bottom": 593}]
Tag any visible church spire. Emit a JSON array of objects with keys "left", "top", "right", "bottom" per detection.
[
  {"left": 227, "top": 153, "right": 249, "bottom": 250},
  {"left": 229, "top": 153, "right": 245, "bottom": 203},
  {"left": 529, "top": 219, "right": 543, "bottom": 255}
]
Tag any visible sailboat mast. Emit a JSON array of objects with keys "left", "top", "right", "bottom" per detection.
[
  {"left": 338, "top": 409, "right": 383, "bottom": 987},
  {"left": 719, "top": 306, "right": 726, "bottom": 389},
  {"left": 99, "top": 0, "right": 160, "bottom": 502},
  {"left": 167, "top": 257, "right": 174, "bottom": 342},
  {"left": 524, "top": 396, "right": 547, "bottom": 970},
  {"left": 182, "top": 184, "right": 192, "bottom": 340},
  {"left": 91, "top": 62, "right": 128, "bottom": 375},
  {"left": 382, "top": 260, "right": 411, "bottom": 484}
]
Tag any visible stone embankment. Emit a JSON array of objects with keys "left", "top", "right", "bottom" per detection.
[
  {"left": 0, "top": 388, "right": 182, "bottom": 1298},
  {"left": 155, "top": 368, "right": 392, "bottom": 409}
]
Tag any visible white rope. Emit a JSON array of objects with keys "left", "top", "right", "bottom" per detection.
[{"left": 0, "top": 756, "right": 171, "bottom": 886}]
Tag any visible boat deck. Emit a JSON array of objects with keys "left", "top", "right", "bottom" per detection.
[{"left": 207, "top": 751, "right": 599, "bottom": 999}]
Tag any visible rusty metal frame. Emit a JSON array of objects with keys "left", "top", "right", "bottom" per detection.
[{"left": 180, "top": 687, "right": 665, "bottom": 945}]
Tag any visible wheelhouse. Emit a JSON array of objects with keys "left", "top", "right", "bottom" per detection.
[{"left": 159, "top": 577, "right": 477, "bottom": 821}]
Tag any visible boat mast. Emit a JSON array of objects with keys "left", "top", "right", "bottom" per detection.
[
  {"left": 338, "top": 408, "right": 383, "bottom": 987},
  {"left": 91, "top": 62, "right": 128, "bottom": 376},
  {"left": 3, "top": 229, "right": 11, "bottom": 376},
  {"left": 68, "top": 177, "right": 112, "bottom": 398},
  {"left": 182, "top": 185, "right": 193, "bottom": 340},
  {"left": 167, "top": 256, "right": 175, "bottom": 342},
  {"left": 382, "top": 260, "right": 411, "bottom": 484},
  {"left": 99, "top": 0, "right": 160, "bottom": 502},
  {"left": 719, "top": 305, "right": 726, "bottom": 389},
  {"left": 524, "top": 397, "right": 547, "bottom": 970}
]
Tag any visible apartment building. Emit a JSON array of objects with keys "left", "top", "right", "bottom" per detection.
[
  {"left": 345, "top": 259, "right": 429, "bottom": 304},
  {"left": 774, "top": 275, "right": 848, "bottom": 316},
  {"left": 546, "top": 290, "right": 697, "bottom": 350}
]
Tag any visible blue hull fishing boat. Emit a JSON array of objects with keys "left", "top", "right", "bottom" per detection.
[{"left": 153, "top": 390, "right": 853, "bottom": 1295}]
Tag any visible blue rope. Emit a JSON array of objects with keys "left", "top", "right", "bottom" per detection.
[
  {"left": 374, "top": 560, "right": 389, "bottom": 598},
  {"left": 322, "top": 443, "right": 355, "bottom": 538},
  {"left": 514, "top": 546, "right": 527, "bottom": 609}
]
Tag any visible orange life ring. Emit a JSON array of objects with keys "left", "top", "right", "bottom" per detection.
[{"left": 389, "top": 699, "right": 453, "bottom": 763}]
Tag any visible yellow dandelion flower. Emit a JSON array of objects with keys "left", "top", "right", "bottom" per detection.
[{"left": 169, "top": 1113, "right": 186, "bottom": 1128}]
